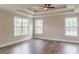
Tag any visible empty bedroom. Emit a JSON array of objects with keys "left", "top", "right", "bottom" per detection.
[{"left": 0, "top": 4, "right": 79, "bottom": 54}]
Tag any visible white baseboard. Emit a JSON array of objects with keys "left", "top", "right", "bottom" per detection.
[
  {"left": 0, "top": 38, "right": 31, "bottom": 48},
  {"left": 36, "top": 37, "right": 79, "bottom": 43},
  {"left": 0, "top": 37, "right": 79, "bottom": 48}
]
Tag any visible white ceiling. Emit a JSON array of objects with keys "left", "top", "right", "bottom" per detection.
[
  {"left": 0, "top": 4, "right": 37, "bottom": 11},
  {"left": 0, "top": 4, "right": 66, "bottom": 10},
  {"left": 0, "top": 4, "right": 78, "bottom": 17},
  {"left": 27, "top": 4, "right": 66, "bottom": 12}
]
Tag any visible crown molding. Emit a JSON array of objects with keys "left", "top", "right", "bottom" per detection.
[
  {"left": 35, "top": 11, "right": 79, "bottom": 17},
  {"left": 0, "top": 5, "right": 77, "bottom": 18}
]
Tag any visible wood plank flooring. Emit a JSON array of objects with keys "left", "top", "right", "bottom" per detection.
[{"left": 0, "top": 39, "right": 79, "bottom": 54}]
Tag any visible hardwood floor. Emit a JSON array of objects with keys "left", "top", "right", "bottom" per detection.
[{"left": 0, "top": 39, "right": 79, "bottom": 54}]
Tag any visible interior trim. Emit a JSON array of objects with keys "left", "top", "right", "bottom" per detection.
[
  {"left": 0, "top": 38, "right": 31, "bottom": 48},
  {"left": 35, "top": 37, "right": 79, "bottom": 44}
]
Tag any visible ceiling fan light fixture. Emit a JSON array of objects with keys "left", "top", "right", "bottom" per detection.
[{"left": 44, "top": 7, "right": 48, "bottom": 10}]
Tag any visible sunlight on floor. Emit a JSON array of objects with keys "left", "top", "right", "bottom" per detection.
[{"left": 63, "top": 44, "right": 78, "bottom": 54}]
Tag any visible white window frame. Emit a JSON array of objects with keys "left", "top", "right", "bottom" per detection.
[
  {"left": 14, "top": 16, "right": 29, "bottom": 36},
  {"left": 65, "top": 16, "right": 78, "bottom": 36},
  {"left": 35, "top": 19, "right": 43, "bottom": 34}
]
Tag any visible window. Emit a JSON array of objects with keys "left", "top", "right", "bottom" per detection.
[
  {"left": 22, "top": 19, "right": 29, "bottom": 35},
  {"left": 65, "top": 17, "right": 78, "bottom": 36},
  {"left": 14, "top": 17, "right": 29, "bottom": 36},
  {"left": 35, "top": 19, "right": 43, "bottom": 34},
  {"left": 29, "top": 20, "right": 33, "bottom": 35},
  {"left": 14, "top": 17, "right": 21, "bottom": 36}
]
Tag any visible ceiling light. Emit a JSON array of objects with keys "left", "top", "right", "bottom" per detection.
[{"left": 44, "top": 7, "right": 48, "bottom": 10}]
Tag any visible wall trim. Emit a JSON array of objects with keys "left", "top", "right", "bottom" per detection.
[
  {"left": 35, "top": 37, "right": 79, "bottom": 44},
  {"left": 0, "top": 38, "right": 31, "bottom": 48},
  {"left": 1, "top": 37, "right": 79, "bottom": 48}
]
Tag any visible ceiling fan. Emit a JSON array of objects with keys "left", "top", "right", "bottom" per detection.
[
  {"left": 39, "top": 4, "right": 55, "bottom": 11},
  {"left": 16, "top": 4, "right": 55, "bottom": 13}
]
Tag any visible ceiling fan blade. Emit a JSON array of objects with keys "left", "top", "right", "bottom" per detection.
[
  {"left": 48, "top": 4, "right": 51, "bottom": 6},
  {"left": 47, "top": 7, "right": 55, "bottom": 8},
  {"left": 40, "top": 4, "right": 50, "bottom": 8}
]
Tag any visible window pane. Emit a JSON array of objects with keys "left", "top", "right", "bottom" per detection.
[
  {"left": 14, "top": 17, "right": 30, "bottom": 36},
  {"left": 35, "top": 19, "right": 43, "bottom": 34},
  {"left": 65, "top": 17, "right": 78, "bottom": 36},
  {"left": 14, "top": 27, "right": 21, "bottom": 36},
  {"left": 35, "top": 20, "right": 43, "bottom": 26},
  {"left": 22, "top": 19, "right": 29, "bottom": 35},
  {"left": 35, "top": 28, "right": 42, "bottom": 33},
  {"left": 14, "top": 17, "right": 21, "bottom": 26},
  {"left": 28, "top": 20, "right": 33, "bottom": 35},
  {"left": 22, "top": 19, "right": 28, "bottom": 26},
  {"left": 14, "top": 17, "right": 22, "bottom": 36},
  {"left": 22, "top": 27, "right": 28, "bottom": 35}
]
